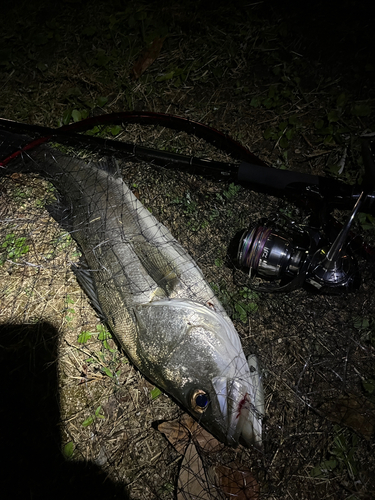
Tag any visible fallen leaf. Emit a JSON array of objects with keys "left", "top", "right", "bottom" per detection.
[
  {"left": 158, "top": 415, "right": 259, "bottom": 499},
  {"left": 193, "top": 424, "right": 224, "bottom": 454},
  {"left": 132, "top": 36, "right": 166, "bottom": 80},
  {"left": 215, "top": 462, "right": 259, "bottom": 500},
  {"left": 177, "top": 441, "right": 221, "bottom": 500},
  {"left": 158, "top": 417, "right": 191, "bottom": 455},
  {"left": 158, "top": 414, "right": 224, "bottom": 455},
  {"left": 10, "top": 172, "right": 22, "bottom": 181},
  {"left": 131, "top": 188, "right": 140, "bottom": 200},
  {"left": 320, "top": 393, "right": 375, "bottom": 440}
]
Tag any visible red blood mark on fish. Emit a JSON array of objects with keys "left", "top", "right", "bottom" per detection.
[{"left": 236, "top": 392, "right": 250, "bottom": 419}]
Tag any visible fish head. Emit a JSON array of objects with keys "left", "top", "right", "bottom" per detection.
[
  {"left": 134, "top": 299, "right": 264, "bottom": 448},
  {"left": 176, "top": 348, "right": 264, "bottom": 449}
]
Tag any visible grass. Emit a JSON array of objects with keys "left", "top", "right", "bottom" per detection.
[
  {"left": 0, "top": 1, "right": 374, "bottom": 499},
  {"left": 311, "top": 425, "right": 360, "bottom": 482},
  {"left": 0, "top": 233, "right": 29, "bottom": 265}
]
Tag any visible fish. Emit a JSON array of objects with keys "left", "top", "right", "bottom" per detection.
[{"left": 0, "top": 130, "right": 264, "bottom": 448}]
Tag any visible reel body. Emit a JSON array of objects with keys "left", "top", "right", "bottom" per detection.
[
  {"left": 236, "top": 214, "right": 360, "bottom": 293},
  {"left": 235, "top": 140, "right": 375, "bottom": 294}
]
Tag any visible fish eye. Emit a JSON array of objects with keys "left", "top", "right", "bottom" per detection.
[{"left": 191, "top": 389, "right": 209, "bottom": 413}]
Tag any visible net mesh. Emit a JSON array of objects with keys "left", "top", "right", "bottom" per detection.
[{"left": 0, "top": 122, "right": 374, "bottom": 500}]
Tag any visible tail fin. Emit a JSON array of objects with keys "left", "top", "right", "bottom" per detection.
[
  {"left": 0, "top": 130, "right": 33, "bottom": 161},
  {"left": 0, "top": 129, "right": 50, "bottom": 176},
  {"left": 0, "top": 127, "right": 122, "bottom": 179}
]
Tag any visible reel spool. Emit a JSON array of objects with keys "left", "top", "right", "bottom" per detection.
[{"left": 236, "top": 213, "right": 360, "bottom": 293}]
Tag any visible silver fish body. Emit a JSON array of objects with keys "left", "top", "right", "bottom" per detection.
[{"left": 6, "top": 141, "right": 264, "bottom": 447}]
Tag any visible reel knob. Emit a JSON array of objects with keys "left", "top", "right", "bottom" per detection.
[{"left": 306, "top": 247, "right": 360, "bottom": 292}]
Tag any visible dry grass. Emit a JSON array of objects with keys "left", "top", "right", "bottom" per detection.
[{"left": 0, "top": 1, "right": 374, "bottom": 499}]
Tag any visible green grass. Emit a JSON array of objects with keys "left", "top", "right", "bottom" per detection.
[
  {"left": 311, "top": 425, "right": 360, "bottom": 483},
  {"left": 0, "top": 233, "right": 29, "bottom": 265},
  {"left": 81, "top": 406, "right": 105, "bottom": 428},
  {"left": 1, "top": 1, "right": 374, "bottom": 498},
  {"left": 211, "top": 282, "right": 259, "bottom": 323}
]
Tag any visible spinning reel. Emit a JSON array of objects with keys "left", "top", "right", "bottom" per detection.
[
  {"left": 0, "top": 113, "right": 374, "bottom": 294},
  {"left": 235, "top": 139, "right": 375, "bottom": 293},
  {"left": 236, "top": 210, "right": 361, "bottom": 293}
]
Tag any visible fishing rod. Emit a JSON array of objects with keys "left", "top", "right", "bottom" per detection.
[
  {"left": 0, "top": 112, "right": 374, "bottom": 293},
  {"left": 0, "top": 112, "right": 262, "bottom": 179},
  {"left": 0, "top": 112, "right": 374, "bottom": 212}
]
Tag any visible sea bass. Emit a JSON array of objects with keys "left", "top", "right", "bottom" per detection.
[{"left": 0, "top": 132, "right": 264, "bottom": 448}]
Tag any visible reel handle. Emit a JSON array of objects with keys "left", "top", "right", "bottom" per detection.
[
  {"left": 305, "top": 140, "right": 375, "bottom": 292},
  {"left": 306, "top": 193, "right": 363, "bottom": 292},
  {"left": 326, "top": 139, "right": 375, "bottom": 264}
]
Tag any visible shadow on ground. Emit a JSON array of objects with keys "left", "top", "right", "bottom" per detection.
[{"left": 0, "top": 322, "right": 127, "bottom": 500}]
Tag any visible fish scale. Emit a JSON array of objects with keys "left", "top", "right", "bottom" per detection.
[{"left": 0, "top": 135, "right": 264, "bottom": 448}]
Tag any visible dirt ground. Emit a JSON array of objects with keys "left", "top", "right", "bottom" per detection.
[{"left": 0, "top": 1, "right": 374, "bottom": 499}]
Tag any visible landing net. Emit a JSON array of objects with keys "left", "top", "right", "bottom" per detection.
[{"left": 0, "top": 122, "right": 374, "bottom": 500}]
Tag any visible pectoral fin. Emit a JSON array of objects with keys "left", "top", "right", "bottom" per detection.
[
  {"left": 72, "top": 260, "right": 106, "bottom": 320},
  {"left": 132, "top": 240, "right": 180, "bottom": 296},
  {"left": 47, "top": 198, "right": 73, "bottom": 232}
]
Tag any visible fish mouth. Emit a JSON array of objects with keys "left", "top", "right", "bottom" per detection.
[
  {"left": 236, "top": 396, "right": 263, "bottom": 449},
  {"left": 212, "top": 371, "right": 264, "bottom": 449}
]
